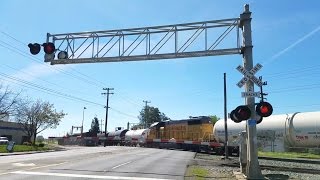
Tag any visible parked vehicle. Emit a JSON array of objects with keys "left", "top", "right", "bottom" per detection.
[{"left": 0, "top": 137, "right": 9, "bottom": 145}]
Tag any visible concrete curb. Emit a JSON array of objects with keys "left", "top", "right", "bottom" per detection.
[{"left": 0, "top": 149, "right": 66, "bottom": 156}]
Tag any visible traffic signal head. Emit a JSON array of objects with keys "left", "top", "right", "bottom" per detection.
[
  {"left": 256, "top": 101, "right": 273, "bottom": 117},
  {"left": 28, "top": 43, "right": 41, "bottom": 55},
  {"left": 230, "top": 105, "right": 251, "bottom": 123},
  {"left": 42, "top": 42, "right": 55, "bottom": 54}
]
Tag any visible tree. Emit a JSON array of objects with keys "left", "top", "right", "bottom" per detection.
[
  {"left": 15, "top": 99, "right": 66, "bottom": 144},
  {"left": 138, "top": 106, "right": 170, "bottom": 127},
  {"left": 89, "top": 117, "right": 100, "bottom": 134},
  {"left": 0, "top": 85, "right": 22, "bottom": 117},
  {"left": 210, "top": 115, "right": 220, "bottom": 125}
]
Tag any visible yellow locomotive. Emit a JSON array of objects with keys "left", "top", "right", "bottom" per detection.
[{"left": 146, "top": 116, "right": 221, "bottom": 153}]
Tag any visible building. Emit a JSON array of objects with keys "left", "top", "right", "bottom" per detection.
[{"left": 0, "top": 121, "right": 31, "bottom": 144}]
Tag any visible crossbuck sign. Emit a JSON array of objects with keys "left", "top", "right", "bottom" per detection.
[{"left": 236, "top": 63, "right": 263, "bottom": 88}]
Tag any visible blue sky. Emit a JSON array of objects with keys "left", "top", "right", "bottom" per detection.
[{"left": 0, "top": 1, "right": 320, "bottom": 138}]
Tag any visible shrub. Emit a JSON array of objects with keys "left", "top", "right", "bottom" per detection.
[
  {"left": 23, "top": 142, "right": 32, "bottom": 146},
  {"left": 38, "top": 143, "right": 45, "bottom": 147}
]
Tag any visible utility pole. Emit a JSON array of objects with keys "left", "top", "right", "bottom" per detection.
[
  {"left": 102, "top": 88, "right": 114, "bottom": 147},
  {"left": 143, "top": 100, "right": 151, "bottom": 128},
  {"left": 241, "top": 4, "right": 263, "bottom": 179},
  {"left": 100, "top": 119, "right": 104, "bottom": 133},
  {"left": 223, "top": 73, "right": 229, "bottom": 159},
  {"left": 81, "top": 107, "right": 86, "bottom": 136}
]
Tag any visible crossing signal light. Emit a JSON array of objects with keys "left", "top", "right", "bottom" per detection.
[
  {"left": 230, "top": 105, "right": 251, "bottom": 123},
  {"left": 256, "top": 115, "right": 263, "bottom": 124},
  {"left": 28, "top": 43, "right": 41, "bottom": 55},
  {"left": 256, "top": 101, "right": 273, "bottom": 117},
  {"left": 42, "top": 42, "right": 55, "bottom": 54}
]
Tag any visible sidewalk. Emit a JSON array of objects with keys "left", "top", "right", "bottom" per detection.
[
  {"left": 0, "top": 150, "right": 59, "bottom": 156},
  {"left": 0, "top": 145, "right": 66, "bottom": 156}
]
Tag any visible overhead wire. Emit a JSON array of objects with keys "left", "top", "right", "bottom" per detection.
[
  {"left": 1, "top": 30, "right": 143, "bottom": 109},
  {"left": 0, "top": 71, "right": 104, "bottom": 107},
  {"left": 109, "top": 107, "right": 138, "bottom": 119},
  {"left": 0, "top": 32, "right": 142, "bottom": 118}
]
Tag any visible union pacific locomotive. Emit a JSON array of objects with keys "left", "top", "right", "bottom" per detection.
[{"left": 97, "top": 116, "right": 225, "bottom": 154}]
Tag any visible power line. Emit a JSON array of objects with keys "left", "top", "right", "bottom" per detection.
[
  {"left": 0, "top": 38, "right": 102, "bottom": 88},
  {"left": 0, "top": 31, "right": 145, "bottom": 108},
  {"left": 0, "top": 64, "right": 95, "bottom": 97},
  {"left": 0, "top": 71, "right": 104, "bottom": 107},
  {"left": 1, "top": 31, "right": 26, "bottom": 46},
  {"left": 109, "top": 107, "right": 138, "bottom": 119},
  {"left": 0, "top": 38, "right": 141, "bottom": 107}
]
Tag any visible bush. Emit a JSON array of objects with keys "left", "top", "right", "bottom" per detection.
[
  {"left": 38, "top": 143, "right": 45, "bottom": 147},
  {"left": 36, "top": 136, "right": 44, "bottom": 143},
  {"left": 23, "top": 142, "right": 32, "bottom": 146}
]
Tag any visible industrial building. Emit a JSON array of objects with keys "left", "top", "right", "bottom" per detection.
[{"left": 0, "top": 120, "right": 30, "bottom": 144}]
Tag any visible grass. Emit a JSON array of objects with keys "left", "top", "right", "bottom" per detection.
[
  {"left": 0, "top": 144, "right": 51, "bottom": 153},
  {"left": 186, "top": 166, "right": 210, "bottom": 180},
  {"left": 258, "top": 151, "right": 320, "bottom": 159}
]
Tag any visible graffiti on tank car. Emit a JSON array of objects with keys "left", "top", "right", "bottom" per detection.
[
  {"left": 295, "top": 135, "right": 307, "bottom": 141},
  {"left": 313, "top": 135, "right": 320, "bottom": 139}
]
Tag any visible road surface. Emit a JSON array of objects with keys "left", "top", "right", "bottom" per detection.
[{"left": 0, "top": 146, "right": 195, "bottom": 180}]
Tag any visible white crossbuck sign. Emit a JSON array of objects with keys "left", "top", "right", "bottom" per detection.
[{"left": 236, "top": 63, "right": 263, "bottom": 88}]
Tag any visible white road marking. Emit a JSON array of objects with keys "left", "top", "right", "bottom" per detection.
[
  {"left": 12, "top": 162, "right": 36, "bottom": 167},
  {"left": 11, "top": 171, "right": 173, "bottom": 180},
  {"left": 0, "top": 162, "right": 67, "bottom": 176},
  {"left": 26, "top": 161, "right": 68, "bottom": 170},
  {"left": 111, "top": 161, "right": 132, "bottom": 169}
]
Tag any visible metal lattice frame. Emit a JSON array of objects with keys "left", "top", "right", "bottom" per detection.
[{"left": 46, "top": 18, "right": 241, "bottom": 65}]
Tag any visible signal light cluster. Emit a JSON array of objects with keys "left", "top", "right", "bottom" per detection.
[
  {"left": 28, "top": 42, "right": 68, "bottom": 60},
  {"left": 230, "top": 101, "right": 273, "bottom": 124},
  {"left": 28, "top": 43, "right": 55, "bottom": 55}
]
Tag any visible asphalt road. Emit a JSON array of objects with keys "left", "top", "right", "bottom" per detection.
[{"left": 0, "top": 146, "right": 195, "bottom": 180}]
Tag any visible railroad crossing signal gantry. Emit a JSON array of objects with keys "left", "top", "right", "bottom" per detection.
[
  {"left": 34, "top": 4, "right": 263, "bottom": 179},
  {"left": 43, "top": 18, "right": 241, "bottom": 65}
]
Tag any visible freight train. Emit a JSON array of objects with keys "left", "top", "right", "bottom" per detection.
[
  {"left": 213, "top": 111, "right": 320, "bottom": 152},
  {"left": 98, "top": 116, "right": 225, "bottom": 154},
  {"left": 82, "top": 111, "right": 320, "bottom": 154}
]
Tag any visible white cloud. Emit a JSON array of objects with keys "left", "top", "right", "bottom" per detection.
[{"left": 11, "top": 63, "right": 71, "bottom": 82}]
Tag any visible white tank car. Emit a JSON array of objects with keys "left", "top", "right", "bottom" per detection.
[
  {"left": 213, "top": 111, "right": 320, "bottom": 152},
  {"left": 125, "top": 129, "right": 149, "bottom": 146}
]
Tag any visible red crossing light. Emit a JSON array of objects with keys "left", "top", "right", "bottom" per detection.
[
  {"left": 42, "top": 42, "right": 55, "bottom": 54},
  {"left": 256, "top": 102, "right": 273, "bottom": 117},
  {"left": 28, "top": 43, "right": 41, "bottom": 55},
  {"left": 230, "top": 105, "right": 251, "bottom": 123}
]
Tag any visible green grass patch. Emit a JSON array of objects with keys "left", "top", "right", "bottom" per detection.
[
  {"left": 0, "top": 144, "right": 50, "bottom": 153},
  {"left": 187, "top": 166, "right": 210, "bottom": 180},
  {"left": 258, "top": 151, "right": 320, "bottom": 159}
]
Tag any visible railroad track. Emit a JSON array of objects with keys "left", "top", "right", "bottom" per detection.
[{"left": 221, "top": 157, "right": 320, "bottom": 175}]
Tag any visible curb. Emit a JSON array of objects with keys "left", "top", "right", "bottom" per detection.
[{"left": 0, "top": 149, "right": 66, "bottom": 156}]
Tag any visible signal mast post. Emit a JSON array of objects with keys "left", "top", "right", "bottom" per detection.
[{"left": 240, "top": 4, "right": 263, "bottom": 179}]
